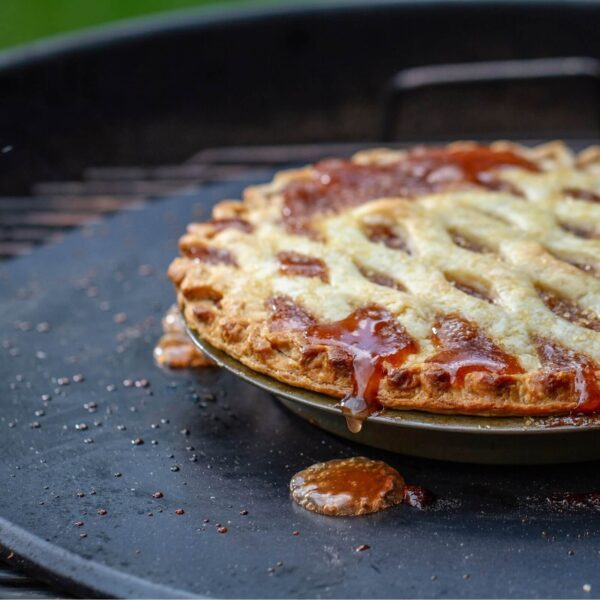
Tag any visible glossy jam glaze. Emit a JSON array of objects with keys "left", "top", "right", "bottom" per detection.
[
  {"left": 290, "top": 457, "right": 405, "bottom": 516},
  {"left": 427, "top": 314, "right": 524, "bottom": 384},
  {"left": 282, "top": 145, "right": 538, "bottom": 234}
]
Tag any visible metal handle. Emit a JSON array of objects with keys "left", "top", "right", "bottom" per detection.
[{"left": 379, "top": 57, "right": 600, "bottom": 141}]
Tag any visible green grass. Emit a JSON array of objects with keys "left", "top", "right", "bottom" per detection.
[{"left": 0, "top": 0, "right": 257, "bottom": 51}]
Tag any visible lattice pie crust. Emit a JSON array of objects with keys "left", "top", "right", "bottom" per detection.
[{"left": 169, "top": 142, "right": 600, "bottom": 417}]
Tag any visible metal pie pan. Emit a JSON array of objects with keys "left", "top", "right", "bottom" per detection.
[{"left": 187, "top": 327, "right": 600, "bottom": 465}]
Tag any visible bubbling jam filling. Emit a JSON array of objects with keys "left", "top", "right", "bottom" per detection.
[
  {"left": 289, "top": 457, "right": 405, "bottom": 516},
  {"left": 277, "top": 251, "right": 329, "bottom": 282},
  {"left": 536, "top": 338, "right": 600, "bottom": 414},
  {"left": 536, "top": 287, "right": 600, "bottom": 332},
  {"left": 306, "top": 306, "right": 418, "bottom": 431},
  {"left": 282, "top": 145, "right": 538, "bottom": 234},
  {"left": 426, "top": 314, "right": 524, "bottom": 384}
]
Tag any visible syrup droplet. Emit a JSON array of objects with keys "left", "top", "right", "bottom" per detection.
[
  {"left": 426, "top": 313, "right": 524, "bottom": 384},
  {"left": 290, "top": 457, "right": 405, "bottom": 517}
]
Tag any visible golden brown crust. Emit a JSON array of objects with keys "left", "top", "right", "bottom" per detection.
[{"left": 169, "top": 141, "right": 600, "bottom": 416}]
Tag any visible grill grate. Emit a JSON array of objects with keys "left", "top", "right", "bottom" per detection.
[{"left": 0, "top": 143, "right": 370, "bottom": 261}]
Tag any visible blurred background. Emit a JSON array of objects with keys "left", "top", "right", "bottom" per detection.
[
  {"left": 0, "top": 0, "right": 598, "bottom": 261},
  {"left": 0, "top": 0, "right": 256, "bottom": 50}
]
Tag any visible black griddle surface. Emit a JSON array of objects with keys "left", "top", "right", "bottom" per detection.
[{"left": 1, "top": 176, "right": 600, "bottom": 599}]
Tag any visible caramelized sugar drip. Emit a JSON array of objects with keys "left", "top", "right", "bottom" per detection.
[
  {"left": 277, "top": 250, "right": 329, "bottom": 282},
  {"left": 537, "top": 287, "right": 600, "bottom": 332},
  {"left": 444, "top": 275, "right": 493, "bottom": 304},
  {"left": 267, "top": 295, "right": 315, "bottom": 331},
  {"left": 282, "top": 145, "right": 538, "bottom": 233},
  {"left": 563, "top": 187, "right": 600, "bottom": 203},
  {"left": 306, "top": 306, "right": 418, "bottom": 426},
  {"left": 180, "top": 242, "right": 237, "bottom": 265},
  {"left": 561, "top": 222, "right": 599, "bottom": 240},
  {"left": 536, "top": 338, "right": 600, "bottom": 413},
  {"left": 290, "top": 457, "right": 405, "bottom": 516},
  {"left": 154, "top": 305, "right": 215, "bottom": 368},
  {"left": 208, "top": 217, "right": 254, "bottom": 234},
  {"left": 362, "top": 223, "right": 410, "bottom": 252},
  {"left": 427, "top": 314, "right": 524, "bottom": 384},
  {"left": 356, "top": 264, "right": 406, "bottom": 291},
  {"left": 448, "top": 230, "right": 489, "bottom": 254}
]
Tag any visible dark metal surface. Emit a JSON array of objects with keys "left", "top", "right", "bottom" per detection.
[
  {"left": 380, "top": 57, "right": 600, "bottom": 141},
  {"left": 0, "top": 563, "right": 62, "bottom": 599},
  {"left": 189, "top": 334, "right": 600, "bottom": 465},
  {"left": 1, "top": 175, "right": 600, "bottom": 598}
]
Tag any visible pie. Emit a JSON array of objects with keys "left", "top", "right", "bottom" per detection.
[{"left": 168, "top": 141, "right": 600, "bottom": 421}]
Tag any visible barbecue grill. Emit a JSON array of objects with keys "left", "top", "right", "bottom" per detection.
[{"left": 1, "top": 2, "right": 600, "bottom": 598}]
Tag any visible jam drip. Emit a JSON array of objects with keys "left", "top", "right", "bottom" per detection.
[
  {"left": 537, "top": 287, "right": 600, "bottom": 332},
  {"left": 427, "top": 314, "right": 524, "bottom": 384},
  {"left": 277, "top": 251, "right": 329, "bottom": 282},
  {"left": 289, "top": 457, "right": 405, "bottom": 516},
  {"left": 282, "top": 145, "right": 538, "bottom": 234},
  {"left": 536, "top": 338, "right": 600, "bottom": 414},
  {"left": 306, "top": 306, "right": 418, "bottom": 430}
]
